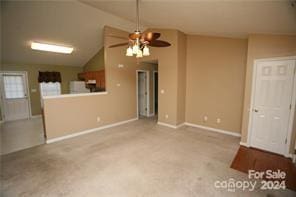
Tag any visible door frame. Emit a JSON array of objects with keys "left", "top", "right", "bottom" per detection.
[
  {"left": 152, "top": 71, "right": 158, "bottom": 116},
  {"left": 247, "top": 56, "right": 296, "bottom": 157},
  {"left": 0, "top": 71, "right": 32, "bottom": 122},
  {"left": 136, "top": 70, "right": 150, "bottom": 118}
]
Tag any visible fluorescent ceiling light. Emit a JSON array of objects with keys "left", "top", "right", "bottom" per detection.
[{"left": 31, "top": 42, "right": 73, "bottom": 54}]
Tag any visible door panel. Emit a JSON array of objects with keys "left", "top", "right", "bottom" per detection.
[
  {"left": 250, "top": 60, "right": 295, "bottom": 155},
  {"left": 4, "top": 99, "right": 29, "bottom": 120},
  {"left": 1, "top": 73, "right": 30, "bottom": 121}
]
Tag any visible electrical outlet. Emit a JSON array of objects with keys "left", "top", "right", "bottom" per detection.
[
  {"left": 203, "top": 116, "right": 208, "bottom": 122},
  {"left": 116, "top": 83, "right": 121, "bottom": 87},
  {"left": 96, "top": 117, "right": 101, "bottom": 122},
  {"left": 217, "top": 118, "right": 221, "bottom": 124},
  {"left": 165, "top": 114, "right": 169, "bottom": 119}
]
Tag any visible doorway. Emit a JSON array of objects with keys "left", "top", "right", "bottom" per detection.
[
  {"left": 137, "top": 70, "right": 149, "bottom": 117},
  {"left": 248, "top": 57, "right": 296, "bottom": 156},
  {"left": 0, "top": 71, "right": 45, "bottom": 155},
  {"left": 0, "top": 71, "right": 31, "bottom": 121},
  {"left": 153, "top": 71, "right": 158, "bottom": 116}
]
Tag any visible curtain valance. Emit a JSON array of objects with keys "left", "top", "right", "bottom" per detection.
[{"left": 38, "top": 71, "right": 62, "bottom": 83}]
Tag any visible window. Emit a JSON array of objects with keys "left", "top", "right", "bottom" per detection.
[
  {"left": 3, "top": 75, "right": 26, "bottom": 99},
  {"left": 39, "top": 82, "right": 61, "bottom": 97}
]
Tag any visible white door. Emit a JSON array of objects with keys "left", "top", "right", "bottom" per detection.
[
  {"left": 138, "top": 72, "right": 147, "bottom": 116},
  {"left": 0, "top": 72, "right": 30, "bottom": 121},
  {"left": 250, "top": 59, "right": 295, "bottom": 155}
]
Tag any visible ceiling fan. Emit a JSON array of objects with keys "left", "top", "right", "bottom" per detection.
[{"left": 108, "top": 0, "right": 171, "bottom": 58}]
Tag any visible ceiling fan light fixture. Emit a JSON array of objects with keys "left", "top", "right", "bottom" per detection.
[
  {"left": 143, "top": 45, "right": 150, "bottom": 56},
  {"left": 132, "top": 44, "right": 139, "bottom": 54},
  {"left": 136, "top": 49, "right": 143, "bottom": 58},
  {"left": 126, "top": 47, "right": 133, "bottom": 56},
  {"left": 108, "top": 0, "right": 171, "bottom": 57}
]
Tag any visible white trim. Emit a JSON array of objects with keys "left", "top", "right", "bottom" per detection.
[
  {"left": 0, "top": 71, "right": 32, "bottom": 120},
  {"left": 292, "top": 154, "right": 296, "bottom": 163},
  {"left": 31, "top": 114, "right": 42, "bottom": 119},
  {"left": 253, "top": 56, "right": 296, "bottom": 62},
  {"left": 286, "top": 60, "right": 296, "bottom": 157},
  {"left": 152, "top": 70, "right": 158, "bottom": 116},
  {"left": 46, "top": 117, "right": 138, "bottom": 144},
  {"left": 247, "top": 57, "right": 296, "bottom": 157},
  {"left": 184, "top": 122, "right": 241, "bottom": 137},
  {"left": 136, "top": 70, "right": 150, "bottom": 118},
  {"left": 176, "top": 122, "right": 185, "bottom": 128},
  {"left": 157, "top": 121, "right": 185, "bottom": 129},
  {"left": 286, "top": 154, "right": 293, "bottom": 159},
  {"left": 43, "top": 91, "right": 108, "bottom": 99},
  {"left": 148, "top": 113, "right": 155, "bottom": 117},
  {"left": 246, "top": 57, "right": 259, "bottom": 147},
  {"left": 239, "top": 141, "right": 249, "bottom": 147}
]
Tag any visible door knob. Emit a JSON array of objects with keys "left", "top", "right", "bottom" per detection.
[{"left": 253, "top": 109, "right": 259, "bottom": 112}]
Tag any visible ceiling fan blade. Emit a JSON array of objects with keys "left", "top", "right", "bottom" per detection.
[
  {"left": 108, "top": 42, "right": 128, "bottom": 48},
  {"left": 142, "top": 32, "right": 161, "bottom": 41},
  {"left": 106, "top": 35, "right": 128, "bottom": 40},
  {"left": 129, "top": 32, "right": 142, "bottom": 40},
  {"left": 148, "top": 40, "right": 171, "bottom": 47}
]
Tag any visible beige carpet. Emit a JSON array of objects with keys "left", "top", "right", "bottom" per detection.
[{"left": 1, "top": 118, "right": 295, "bottom": 196}]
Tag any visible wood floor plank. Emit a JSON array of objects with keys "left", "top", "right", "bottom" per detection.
[{"left": 231, "top": 146, "right": 296, "bottom": 191}]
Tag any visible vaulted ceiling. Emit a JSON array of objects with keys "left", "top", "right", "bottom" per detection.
[
  {"left": 82, "top": 0, "right": 296, "bottom": 38},
  {"left": 1, "top": 1, "right": 136, "bottom": 67},
  {"left": 1, "top": 0, "right": 296, "bottom": 67}
]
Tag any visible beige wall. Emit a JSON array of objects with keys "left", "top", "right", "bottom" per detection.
[
  {"left": 43, "top": 27, "right": 296, "bottom": 154},
  {"left": 44, "top": 26, "right": 138, "bottom": 139},
  {"left": 2, "top": 64, "right": 82, "bottom": 116},
  {"left": 241, "top": 35, "right": 296, "bottom": 152},
  {"left": 44, "top": 27, "right": 184, "bottom": 139},
  {"left": 83, "top": 47, "right": 105, "bottom": 72},
  {"left": 142, "top": 29, "right": 185, "bottom": 126},
  {"left": 185, "top": 35, "right": 248, "bottom": 133},
  {"left": 176, "top": 31, "right": 187, "bottom": 124}
]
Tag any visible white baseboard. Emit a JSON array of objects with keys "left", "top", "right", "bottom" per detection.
[
  {"left": 157, "top": 121, "right": 185, "bottom": 129},
  {"left": 148, "top": 113, "right": 155, "bottom": 117},
  {"left": 285, "top": 154, "right": 293, "bottom": 159},
  {"left": 239, "top": 141, "right": 249, "bottom": 147},
  {"left": 46, "top": 117, "right": 138, "bottom": 144},
  {"left": 184, "top": 122, "right": 241, "bottom": 137},
  {"left": 31, "top": 115, "right": 42, "bottom": 119}
]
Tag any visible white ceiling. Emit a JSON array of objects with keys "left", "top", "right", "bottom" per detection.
[
  {"left": 81, "top": 0, "right": 296, "bottom": 38},
  {"left": 2, "top": 0, "right": 295, "bottom": 67},
  {"left": 1, "top": 1, "right": 136, "bottom": 66}
]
